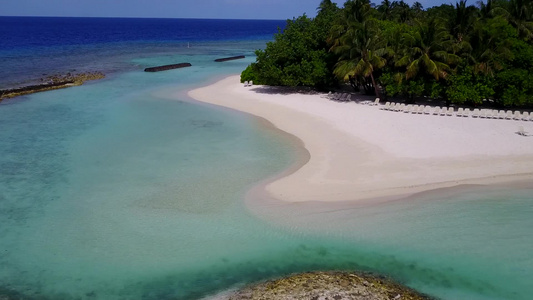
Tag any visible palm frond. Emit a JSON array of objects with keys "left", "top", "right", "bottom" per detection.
[{"left": 406, "top": 60, "right": 420, "bottom": 79}]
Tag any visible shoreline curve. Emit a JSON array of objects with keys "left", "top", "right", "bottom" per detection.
[{"left": 187, "top": 75, "right": 533, "bottom": 204}]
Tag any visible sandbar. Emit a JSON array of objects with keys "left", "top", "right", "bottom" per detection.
[{"left": 188, "top": 75, "right": 533, "bottom": 203}]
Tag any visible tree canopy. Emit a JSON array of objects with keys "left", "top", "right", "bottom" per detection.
[{"left": 241, "top": 0, "right": 533, "bottom": 108}]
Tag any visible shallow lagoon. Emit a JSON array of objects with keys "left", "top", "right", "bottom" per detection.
[{"left": 1, "top": 46, "right": 533, "bottom": 300}]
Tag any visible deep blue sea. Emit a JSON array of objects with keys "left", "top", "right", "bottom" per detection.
[
  {"left": 0, "top": 17, "right": 285, "bottom": 89},
  {"left": 1, "top": 17, "right": 533, "bottom": 300}
]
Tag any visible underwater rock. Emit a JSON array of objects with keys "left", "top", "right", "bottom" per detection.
[
  {"left": 225, "top": 271, "right": 432, "bottom": 300},
  {"left": 0, "top": 71, "right": 105, "bottom": 101}
]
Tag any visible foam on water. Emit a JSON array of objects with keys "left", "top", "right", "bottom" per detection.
[{"left": 1, "top": 42, "right": 533, "bottom": 299}]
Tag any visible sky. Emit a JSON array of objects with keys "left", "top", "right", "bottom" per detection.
[{"left": 1, "top": 0, "right": 461, "bottom": 20}]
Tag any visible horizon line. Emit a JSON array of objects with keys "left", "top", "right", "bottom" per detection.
[{"left": 0, "top": 15, "right": 288, "bottom": 21}]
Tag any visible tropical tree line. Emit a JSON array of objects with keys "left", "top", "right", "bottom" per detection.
[{"left": 241, "top": 0, "right": 533, "bottom": 108}]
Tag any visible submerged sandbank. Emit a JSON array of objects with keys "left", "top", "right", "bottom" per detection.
[{"left": 188, "top": 75, "right": 533, "bottom": 204}]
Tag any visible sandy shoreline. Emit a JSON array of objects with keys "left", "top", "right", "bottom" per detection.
[{"left": 188, "top": 75, "right": 533, "bottom": 203}]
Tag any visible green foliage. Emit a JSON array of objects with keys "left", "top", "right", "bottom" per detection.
[
  {"left": 241, "top": 0, "right": 533, "bottom": 107},
  {"left": 445, "top": 67, "right": 495, "bottom": 105},
  {"left": 494, "top": 68, "right": 533, "bottom": 106},
  {"left": 380, "top": 71, "right": 435, "bottom": 99},
  {"left": 380, "top": 72, "right": 402, "bottom": 96},
  {"left": 508, "top": 38, "right": 533, "bottom": 69},
  {"left": 406, "top": 78, "right": 426, "bottom": 98},
  {"left": 491, "top": 39, "right": 533, "bottom": 106},
  {"left": 427, "top": 81, "right": 444, "bottom": 99},
  {"left": 426, "top": 4, "right": 455, "bottom": 21},
  {"left": 330, "top": 0, "right": 386, "bottom": 96},
  {"left": 240, "top": 64, "right": 257, "bottom": 83},
  {"left": 240, "top": 6, "right": 338, "bottom": 89}
]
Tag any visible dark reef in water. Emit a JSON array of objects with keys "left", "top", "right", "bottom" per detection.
[
  {"left": 0, "top": 72, "right": 105, "bottom": 101},
  {"left": 144, "top": 63, "right": 192, "bottom": 72},
  {"left": 215, "top": 55, "right": 245, "bottom": 62},
  {"left": 0, "top": 286, "right": 33, "bottom": 300},
  {"left": 223, "top": 271, "right": 433, "bottom": 300}
]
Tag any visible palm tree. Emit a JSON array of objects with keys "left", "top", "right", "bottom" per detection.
[
  {"left": 467, "top": 16, "right": 513, "bottom": 76},
  {"left": 382, "top": 21, "right": 406, "bottom": 57},
  {"left": 343, "top": 0, "right": 372, "bottom": 24},
  {"left": 329, "top": 0, "right": 387, "bottom": 97},
  {"left": 477, "top": 0, "right": 495, "bottom": 20},
  {"left": 502, "top": 0, "right": 533, "bottom": 40},
  {"left": 396, "top": 19, "right": 459, "bottom": 80},
  {"left": 391, "top": 0, "right": 412, "bottom": 23},
  {"left": 317, "top": 0, "right": 336, "bottom": 13},
  {"left": 412, "top": 2, "right": 424, "bottom": 19},
  {"left": 412, "top": 1, "right": 423, "bottom": 11},
  {"left": 332, "top": 31, "right": 387, "bottom": 97},
  {"left": 450, "top": 0, "right": 477, "bottom": 42},
  {"left": 377, "top": 0, "right": 393, "bottom": 20},
  {"left": 316, "top": 0, "right": 340, "bottom": 43},
  {"left": 444, "top": 0, "right": 478, "bottom": 57}
]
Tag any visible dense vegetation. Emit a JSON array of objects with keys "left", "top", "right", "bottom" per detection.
[{"left": 241, "top": 0, "right": 533, "bottom": 107}]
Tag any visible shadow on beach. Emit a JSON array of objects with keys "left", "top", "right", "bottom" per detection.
[{"left": 249, "top": 85, "right": 323, "bottom": 96}]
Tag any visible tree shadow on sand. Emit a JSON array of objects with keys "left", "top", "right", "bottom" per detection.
[
  {"left": 249, "top": 85, "right": 379, "bottom": 104},
  {"left": 248, "top": 85, "right": 323, "bottom": 96}
]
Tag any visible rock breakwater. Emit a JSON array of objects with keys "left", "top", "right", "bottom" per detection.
[
  {"left": 144, "top": 63, "right": 192, "bottom": 72},
  {"left": 0, "top": 71, "right": 105, "bottom": 101}
]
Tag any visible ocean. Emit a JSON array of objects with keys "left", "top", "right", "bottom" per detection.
[{"left": 1, "top": 17, "right": 532, "bottom": 300}]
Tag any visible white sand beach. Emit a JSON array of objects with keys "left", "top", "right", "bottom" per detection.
[{"left": 188, "top": 75, "right": 533, "bottom": 203}]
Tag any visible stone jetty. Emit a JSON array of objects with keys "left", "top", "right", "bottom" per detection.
[
  {"left": 144, "top": 63, "right": 192, "bottom": 72},
  {"left": 215, "top": 55, "right": 245, "bottom": 62}
]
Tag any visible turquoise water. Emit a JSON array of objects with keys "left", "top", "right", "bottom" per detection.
[
  {"left": 251, "top": 185, "right": 533, "bottom": 300},
  {"left": 1, "top": 44, "right": 533, "bottom": 299}
]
